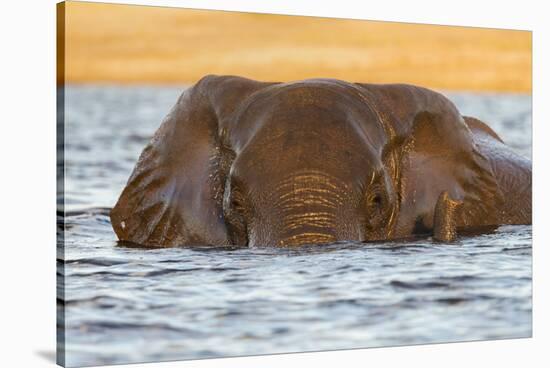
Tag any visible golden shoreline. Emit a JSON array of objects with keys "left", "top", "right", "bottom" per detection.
[{"left": 61, "top": 2, "right": 532, "bottom": 92}]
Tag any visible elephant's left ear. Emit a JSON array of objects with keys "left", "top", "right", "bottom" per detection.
[{"left": 400, "top": 109, "right": 503, "bottom": 230}]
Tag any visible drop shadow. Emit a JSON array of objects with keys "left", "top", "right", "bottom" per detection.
[{"left": 35, "top": 350, "right": 56, "bottom": 364}]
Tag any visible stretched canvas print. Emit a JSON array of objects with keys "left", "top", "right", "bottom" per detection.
[{"left": 56, "top": 1, "right": 532, "bottom": 367}]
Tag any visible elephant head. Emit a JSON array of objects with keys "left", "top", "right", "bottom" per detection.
[{"left": 111, "top": 75, "right": 501, "bottom": 247}]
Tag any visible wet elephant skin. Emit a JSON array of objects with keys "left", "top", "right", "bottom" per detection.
[{"left": 110, "top": 75, "right": 532, "bottom": 247}]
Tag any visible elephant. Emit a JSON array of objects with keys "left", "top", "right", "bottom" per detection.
[{"left": 110, "top": 75, "right": 531, "bottom": 247}]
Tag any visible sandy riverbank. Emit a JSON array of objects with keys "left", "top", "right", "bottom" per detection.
[{"left": 59, "top": 2, "right": 531, "bottom": 92}]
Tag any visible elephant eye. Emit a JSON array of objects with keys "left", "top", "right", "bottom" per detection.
[
  {"left": 363, "top": 171, "right": 396, "bottom": 237},
  {"left": 366, "top": 185, "right": 384, "bottom": 209},
  {"left": 372, "top": 194, "right": 382, "bottom": 207},
  {"left": 364, "top": 179, "right": 388, "bottom": 223},
  {"left": 369, "top": 193, "right": 385, "bottom": 218},
  {"left": 231, "top": 196, "right": 242, "bottom": 210},
  {"left": 224, "top": 176, "right": 245, "bottom": 211},
  {"left": 222, "top": 178, "right": 249, "bottom": 246},
  {"left": 229, "top": 188, "right": 247, "bottom": 214}
]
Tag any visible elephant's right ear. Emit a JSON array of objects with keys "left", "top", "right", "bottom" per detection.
[{"left": 110, "top": 75, "right": 273, "bottom": 247}]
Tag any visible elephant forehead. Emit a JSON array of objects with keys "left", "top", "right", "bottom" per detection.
[
  {"left": 225, "top": 82, "right": 386, "bottom": 152},
  {"left": 229, "top": 132, "right": 380, "bottom": 189},
  {"left": 230, "top": 107, "right": 383, "bottom": 166}
]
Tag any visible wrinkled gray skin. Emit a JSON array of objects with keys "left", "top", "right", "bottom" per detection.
[{"left": 111, "top": 75, "right": 531, "bottom": 247}]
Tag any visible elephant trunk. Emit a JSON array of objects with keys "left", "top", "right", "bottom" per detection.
[
  {"left": 278, "top": 210, "right": 339, "bottom": 246},
  {"left": 264, "top": 169, "right": 359, "bottom": 247}
]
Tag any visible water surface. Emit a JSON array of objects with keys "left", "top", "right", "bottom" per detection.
[{"left": 59, "top": 85, "right": 532, "bottom": 367}]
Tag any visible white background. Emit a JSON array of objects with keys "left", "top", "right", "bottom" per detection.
[{"left": 0, "top": 0, "right": 547, "bottom": 367}]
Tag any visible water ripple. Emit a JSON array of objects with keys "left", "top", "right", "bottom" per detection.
[{"left": 60, "top": 85, "right": 532, "bottom": 367}]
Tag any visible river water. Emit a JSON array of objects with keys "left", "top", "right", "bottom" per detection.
[{"left": 58, "top": 85, "right": 532, "bottom": 367}]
